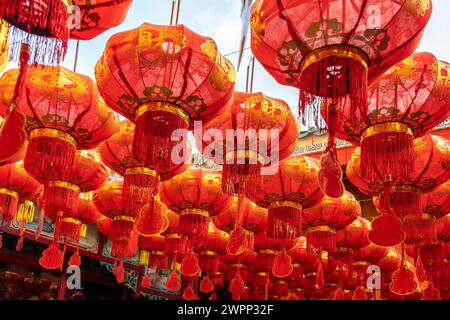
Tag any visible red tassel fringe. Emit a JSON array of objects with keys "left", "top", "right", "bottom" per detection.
[
  {"left": 0, "top": 192, "right": 18, "bottom": 221},
  {"left": 148, "top": 254, "right": 168, "bottom": 270},
  {"left": 43, "top": 185, "right": 78, "bottom": 220},
  {"left": 133, "top": 108, "right": 189, "bottom": 168},
  {"left": 360, "top": 131, "right": 413, "bottom": 183},
  {"left": 222, "top": 161, "right": 262, "bottom": 195},
  {"left": 267, "top": 205, "right": 302, "bottom": 240},
  {"left": 198, "top": 254, "right": 219, "bottom": 274},
  {"left": 25, "top": 136, "right": 76, "bottom": 181},
  {"left": 403, "top": 215, "right": 437, "bottom": 245},
  {"left": 307, "top": 229, "right": 336, "bottom": 253},
  {"left": 179, "top": 213, "right": 209, "bottom": 244},
  {"left": 123, "top": 172, "right": 159, "bottom": 214},
  {"left": 60, "top": 220, "right": 81, "bottom": 244}
]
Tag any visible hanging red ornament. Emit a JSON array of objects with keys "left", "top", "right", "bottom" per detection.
[
  {"left": 390, "top": 263, "right": 418, "bottom": 296},
  {"left": 161, "top": 169, "right": 232, "bottom": 245},
  {"left": 246, "top": 154, "right": 323, "bottom": 240},
  {"left": 96, "top": 23, "right": 235, "bottom": 169}
]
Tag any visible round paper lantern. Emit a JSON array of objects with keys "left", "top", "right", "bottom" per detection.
[
  {"left": 160, "top": 169, "right": 232, "bottom": 244},
  {"left": 139, "top": 235, "right": 168, "bottom": 270},
  {"left": 93, "top": 180, "right": 138, "bottom": 261},
  {"left": 348, "top": 134, "right": 450, "bottom": 246},
  {"left": 99, "top": 119, "right": 191, "bottom": 215},
  {"left": 250, "top": 0, "right": 432, "bottom": 198},
  {"left": 337, "top": 52, "right": 450, "bottom": 184},
  {"left": 95, "top": 23, "right": 235, "bottom": 169},
  {"left": 198, "top": 91, "right": 298, "bottom": 194},
  {"left": 0, "top": 0, "right": 71, "bottom": 64},
  {"left": 213, "top": 196, "right": 267, "bottom": 253},
  {"left": 0, "top": 161, "right": 41, "bottom": 222},
  {"left": 287, "top": 237, "right": 320, "bottom": 284},
  {"left": 377, "top": 248, "right": 402, "bottom": 288},
  {"left": 302, "top": 191, "right": 360, "bottom": 253},
  {"left": 247, "top": 154, "right": 323, "bottom": 240},
  {"left": 221, "top": 249, "right": 257, "bottom": 283},
  {"left": 335, "top": 217, "right": 371, "bottom": 267},
  {"left": 0, "top": 66, "right": 118, "bottom": 183},
  {"left": 69, "top": 0, "right": 133, "bottom": 40}
]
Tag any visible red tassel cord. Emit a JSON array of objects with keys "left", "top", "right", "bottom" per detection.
[
  {"left": 360, "top": 123, "right": 414, "bottom": 183},
  {"left": 227, "top": 190, "right": 248, "bottom": 255},
  {"left": 112, "top": 259, "right": 117, "bottom": 275},
  {"left": 299, "top": 47, "right": 368, "bottom": 130},
  {"left": 123, "top": 168, "right": 160, "bottom": 215},
  {"left": 39, "top": 212, "right": 63, "bottom": 270},
  {"left": 267, "top": 202, "right": 302, "bottom": 240},
  {"left": 116, "top": 258, "right": 125, "bottom": 284},
  {"left": 141, "top": 267, "right": 152, "bottom": 288},
  {"left": 59, "top": 240, "right": 67, "bottom": 271},
  {"left": 133, "top": 104, "right": 190, "bottom": 168},
  {"left": 15, "top": 217, "right": 25, "bottom": 252},
  {"left": 25, "top": 131, "right": 77, "bottom": 182},
  {"left": 0, "top": 189, "right": 18, "bottom": 222}
]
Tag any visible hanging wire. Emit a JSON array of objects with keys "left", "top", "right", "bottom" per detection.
[
  {"left": 73, "top": 40, "right": 80, "bottom": 72},
  {"left": 170, "top": 0, "right": 176, "bottom": 25}
]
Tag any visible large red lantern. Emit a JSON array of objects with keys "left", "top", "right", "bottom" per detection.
[
  {"left": 247, "top": 154, "right": 323, "bottom": 241},
  {"left": 213, "top": 196, "right": 267, "bottom": 254},
  {"left": 250, "top": 0, "right": 431, "bottom": 198},
  {"left": 95, "top": 23, "right": 235, "bottom": 169},
  {"left": 0, "top": 66, "right": 118, "bottom": 183},
  {"left": 302, "top": 191, "right": 360, "bottom": 253},
  {"left": 69, "top": 0, "right": 133, "bottom": 40},
  {"left": 0, "top": 161, "right": 41, "bottom": 222},
  {"left": 348, "top": 134, "right": 450, "bottom": 246},
  {"left": 93, "top": 180, "right": 139, "bottom": 282},
  {"left": 99, "top": 119, "right": 191, "bottom": 217},
  {"left": 160, "top": 169, "right": 232, "bottom": 244},
  {"left": 198, "top": 91, "right": 298, "bottom": 194}
]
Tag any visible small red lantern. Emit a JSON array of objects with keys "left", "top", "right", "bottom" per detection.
[
  {"left": 138, "top": 235, "right": 168, "bottom": 287},
  {"left": 95, "top": 23, "right": 235, "bottom": 168},
  {"left": 302, "top": 191, "right": 360, "bottom": 253},
  {"left": 160, "top": 169, "right": 232, "bottom": 245},
  {"left": 213, "top": 196, "right": 267, "bottom": 253},
  {"left": 247, "top": 154, "right": 323, "bottom": 240},
  {"left": 335, "top": 217, "right": 371, "bottom": 267}
]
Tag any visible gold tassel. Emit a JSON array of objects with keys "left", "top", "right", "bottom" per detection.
[
  {"left": 139, "top": 250, "right": 150, "bottom": 266},
  {"left": 17, "top": 200, "right": 35, "bottom": 223},
  {"left": 80, "top": 224, "right": 87, "bottom": 238}
]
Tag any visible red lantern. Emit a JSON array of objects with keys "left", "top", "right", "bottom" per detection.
[
  {"left": 0, "top": 66, "right": 118, "bottom": 183},
  {"left": 377, "top": 248, "right": 402, "bottom": 290},
  {"left": 138, "top": 235, "right": 168, "bottom": 287},
  {"left": 288, "top": 237, "right": 319, "bottom": 281},
  {"left": 221, "top": 249, "right": 257, "bottom": 283},
  {"left": 302, "top": 192, "right": 360, "bottom": 253},
  {"left": 198, "top": 91, "right": 298, "bottom": 194},
  {"left": 247, "top": 154, "right": 323, "bottom": 241},
  {"left": 99, "top": 119, "right": 191, "bottom": 216},
  {"left": 250, "top": 0, "right": 431, "bottom": 198},
  {"left": 160, "top": 169, "right": 232, "bottom": 245},
  {"left": 95, "top": 23, "right": 235, "bottom": 169},
  {"left": 0, "top": 161, "right": 41, "bottom": 222},
  {"left": 93, "top": 180, "right": 138, "bottom": 261},
  {"left": 69, "top": 0, "right": 133, "bottom": 40},
  {"left": 337, "top": 52, "right": 450, "bottom": 183},
  {"left": 213, "top": 196, "right": 267, "bottom": 253},
  {"left": 348, "top": 134, "right": 450, "bottom": 246},
  {"left": 335, "top": 217, "right": 371, "bottom": 267}
]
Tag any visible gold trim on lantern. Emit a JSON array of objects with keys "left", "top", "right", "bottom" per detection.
[
  {"left": 292, "top": 263, "right": 302, "bottom": 268},
  {"left": 61, "top": 217, "right": 82, "bottom": 225},
  {"left": 402, "top": 213, "right": 436, "bottom": 221},
  {"left": 343, "top": 289, "right": 352, "bottom": 294},
  {"left": 258, "top": 249, "right": 279, "bottom": 255},
  {"left": 48, "top": 181, "right": 81, "bottom": 193},
  {"left": 307, "top": 226, "right": 336, "bottom": 234},
  {"left": 150, "top": 250, "right": 165, "bottom": 256},
  {"left": 256, "top": 272, "right": 268, "bottom": 277},
  {"left": 0, "top": 188, "right": 19, "bottom": 198},
  {"left": 199, "top": 250, "right": 218, "bottom": 256},
  {"left": 299, "top": 45, "right": 369, "bottom": 74},
  {"left": 361, "top": 122, "right": 413, "bottom": 140},
  {"left": 224, "top": 150, "right": 266, "bottom": 165},
  {"left": 166, "top": 233, "right": 182, "bottom": 239},
  {"left": 272, "top": 280, "right": 287, "bottom": 285},
  {"left": 124, "top": 167, "right": 159, "bottom": 177},
  {"left": 336, "top": 247, "right": 353, "bottom": 253},
  {"left": 29, "top": 128, "right": 77, "bottom": 147},
  {"left": 230, "top": 263, "right": 246, "bottom": 268},
  {"left": 305, "top": 272, "right": 317, "bottom": 277},
  {"left": 268, "top": 200, "right": 302, "bottom": 211},
  {"left": 113, "top": 215, "right": 136, "bottom": 223},
  {"left": 180, "top": 208, "right": 210, "bottom": 218},
  {"left": 135, "top": 102, "right": 190, "bottom": 125},
  {"left": 353, "top": 261, "right": 370, "bottom": 266},
  {"left": 390, "top": 185, "right": 422, "bottom": 195}
]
